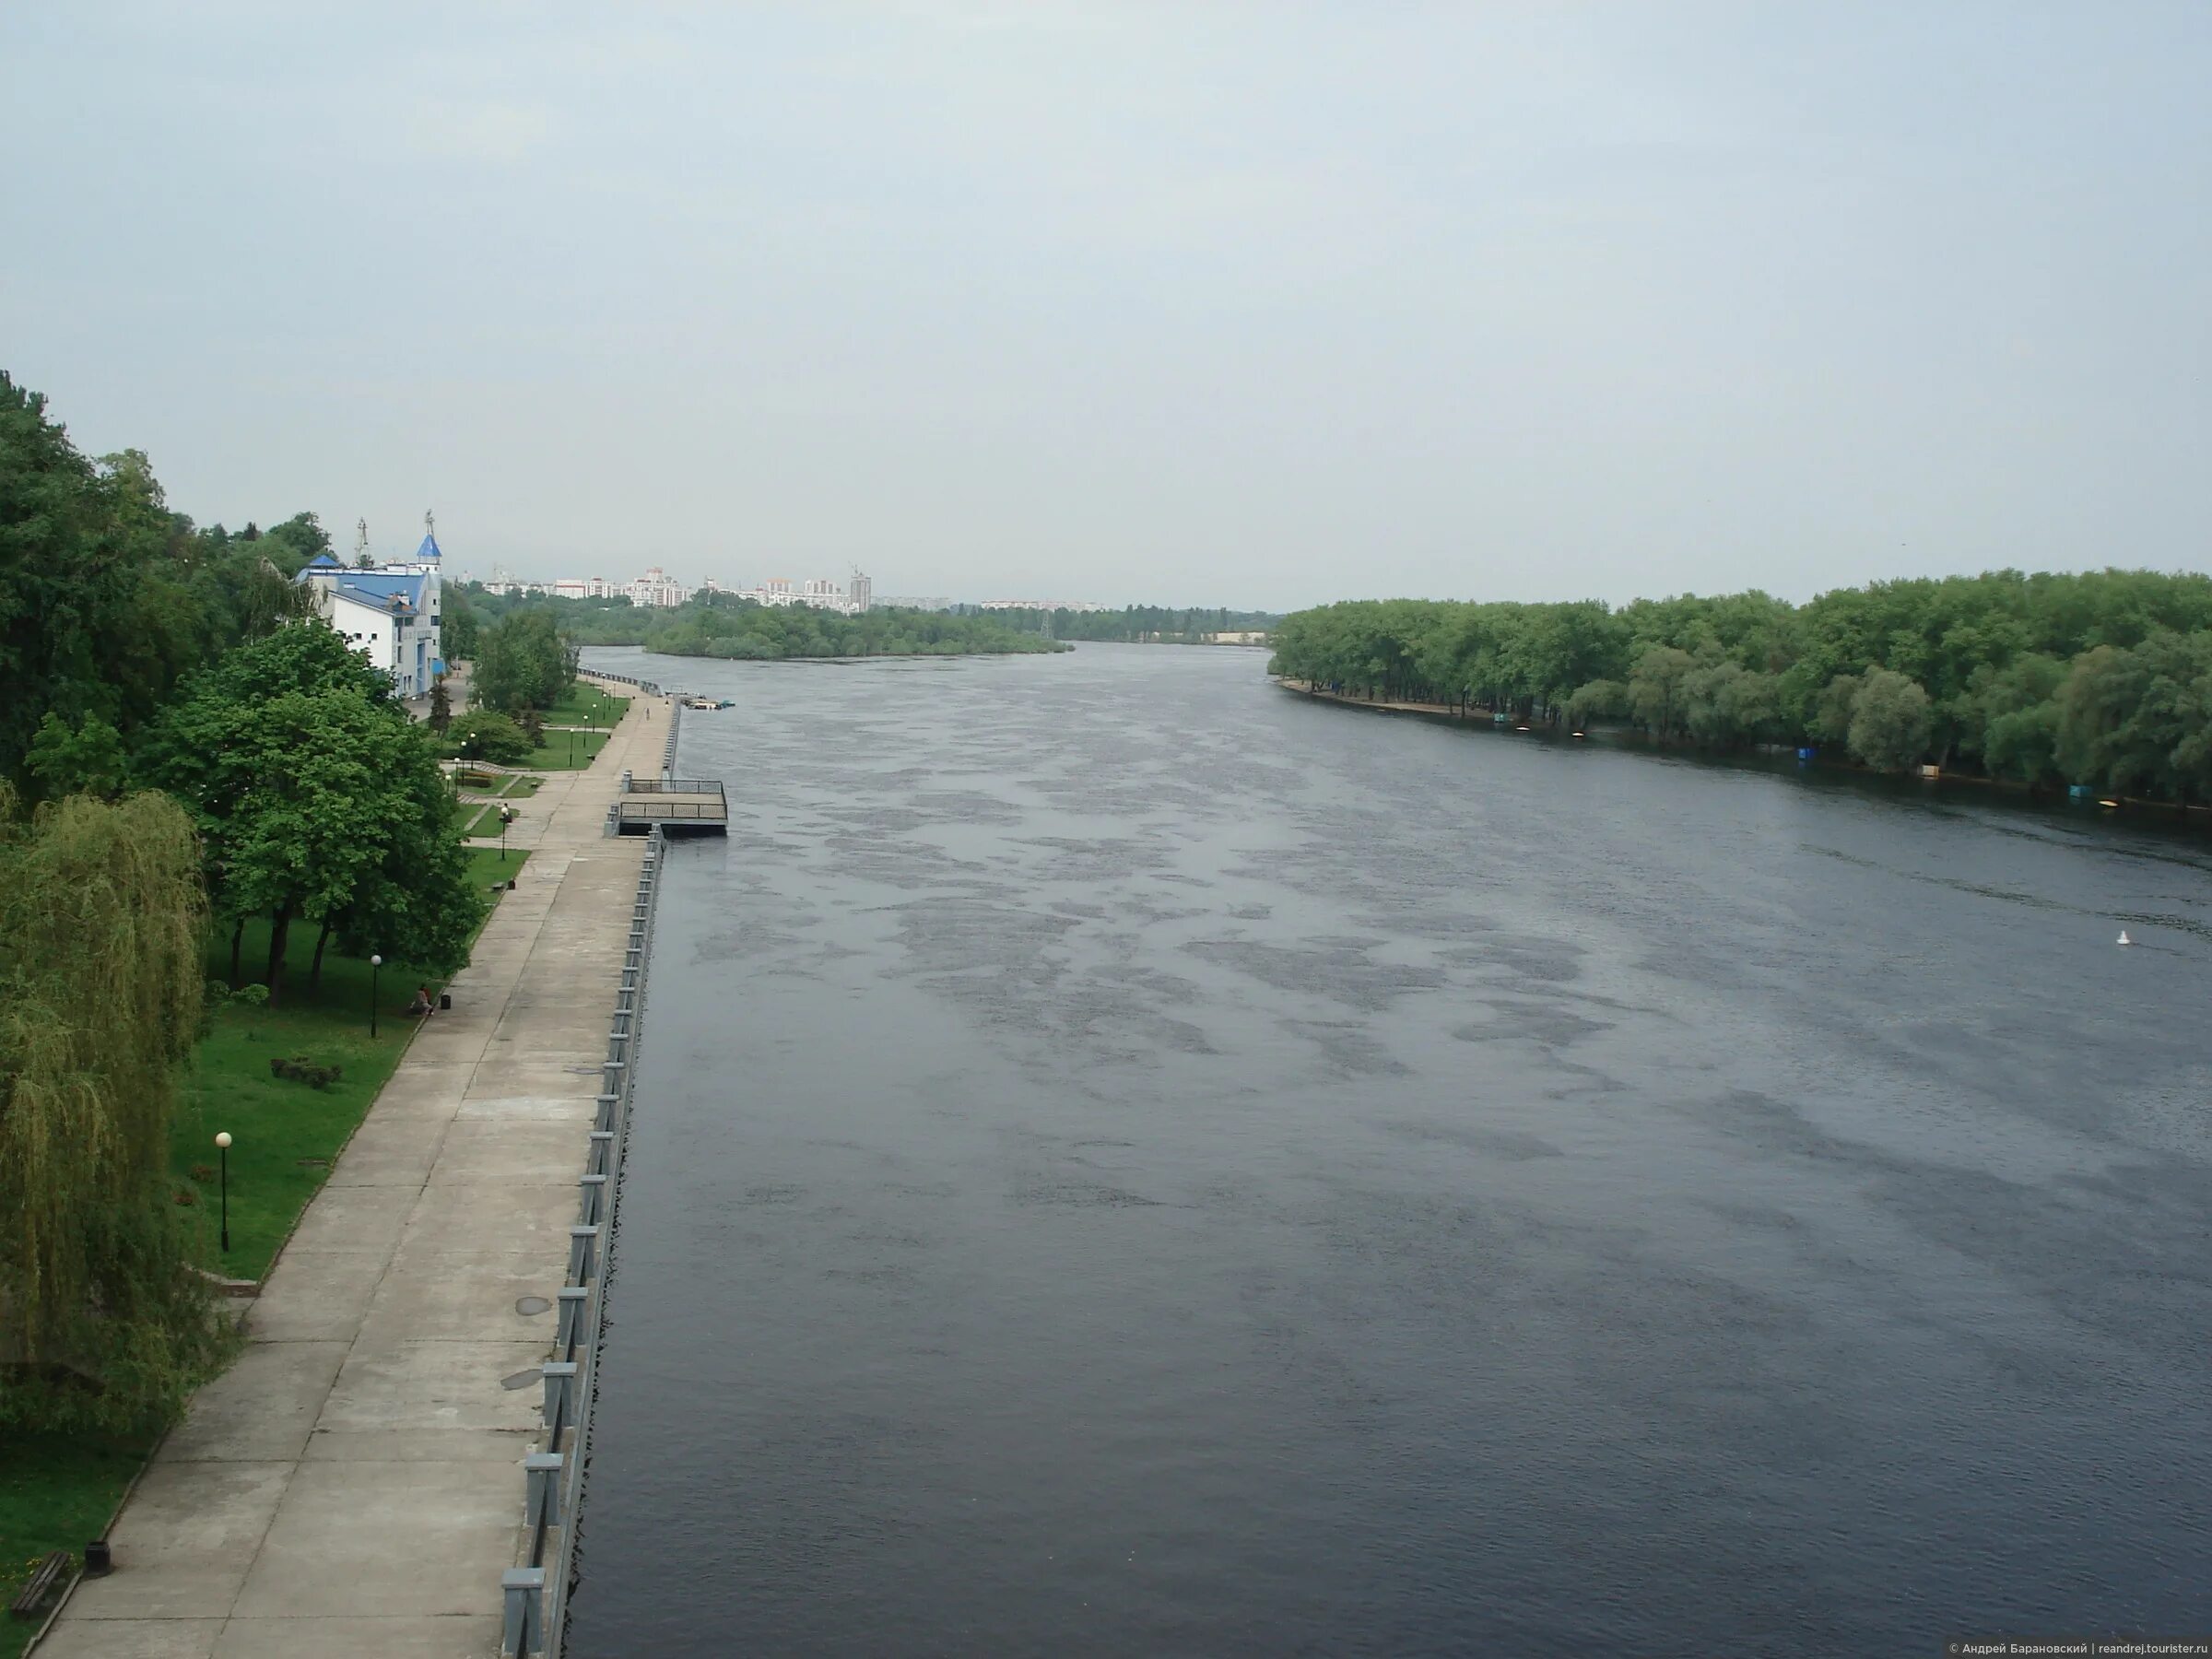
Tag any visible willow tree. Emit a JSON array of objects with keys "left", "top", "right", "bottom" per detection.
[{"left": 0, "top": 787, "right": 231, "bottom": 1430}]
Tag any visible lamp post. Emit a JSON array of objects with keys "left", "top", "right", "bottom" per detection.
[
  {"left": 569, "top": 726, "right": 576, "bottom": 766},
  {"left": 500, "top": 806, "right": 515, "bottom": 861},
  {"left": 215, "top": 1132, "right": 231, "bottom": 1253},
  {"left": 370, "top": 953, "right": 382, "bottom": 1039}
]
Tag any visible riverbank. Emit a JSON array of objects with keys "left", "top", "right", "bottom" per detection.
[
  {"left": 1273, "top": 677, "right": 2212, "bottom": 830},
  {"left": 33, "top": 677, "right": 671, "bottom": 1659}
]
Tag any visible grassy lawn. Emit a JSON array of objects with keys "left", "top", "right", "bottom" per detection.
[
  {"left": 173, "top": 851, "right": 528, "bottom": 1278},
  {"left": 501, "top": 773, "right": 542, "bottom": 798},
  {"left": 465, "top": 844, "right": 531, "bottom": 890},
  {"left": 460, "top": 802, "right": 506, "bottom": 838},
  {"left": 0, "top": 1433, "right": 151, "bottom": 1658},
  {"left": 544, "top": 686, "right": 629, "bottom": 727},
  {"left": 527, "top": 729, "right": 606, "bottom": 771}
]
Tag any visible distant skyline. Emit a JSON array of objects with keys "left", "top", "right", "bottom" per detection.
[{"left": 5, "top": 3, "right": 2208, "bottom": 610}]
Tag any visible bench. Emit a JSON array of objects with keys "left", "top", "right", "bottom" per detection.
[{"left": 9, "top": 1551, "right": 73, "bottom": 1618}]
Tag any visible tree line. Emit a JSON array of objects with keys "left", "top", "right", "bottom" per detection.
[
  {"left": 530, "top": 588, "right": 1069, "bottom": 659},
  {"left": 975, "top": 605, "right": 1282, "bottom": 642},
  {"left": 1266, "top": 571, "right": 2212, "bottom": 798}
]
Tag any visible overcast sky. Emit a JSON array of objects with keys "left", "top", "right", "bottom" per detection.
[{"left": 5, "top": 3, "right": 2207, "bottom": 608}]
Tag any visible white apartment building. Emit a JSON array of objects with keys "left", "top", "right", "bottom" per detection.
[{"left": 629, "top": 566, "right": 691, "bottom": 608}]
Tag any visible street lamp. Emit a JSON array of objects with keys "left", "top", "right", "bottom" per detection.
[
  {"left": 568, "top": 726, "right": 576, "bottom": 766},
  {"left": 500, "top": 806, "right": 515, "bottom": 862},
  {"left": 370, "top": 953, "right": 382, "bottom": 1038},
  {"left": 214, "top": 1132, "right": 231, "bottom": 1253}
]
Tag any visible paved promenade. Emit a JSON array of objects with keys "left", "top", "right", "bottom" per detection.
[{"left": 40, "top": 681, "right": 673, "bottom": 1659}]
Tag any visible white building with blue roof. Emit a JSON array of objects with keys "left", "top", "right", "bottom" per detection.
[{"left": 297, "top": 526, "right": 445, "bottom": 698}]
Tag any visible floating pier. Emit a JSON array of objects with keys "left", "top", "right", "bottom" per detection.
[{"left": 612, "top": 774, "right": 728, "bottom": 835}]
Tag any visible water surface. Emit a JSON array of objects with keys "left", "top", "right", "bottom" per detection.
[{"left": 570, "top": 643, "right": 2212, "bottom": 1656}]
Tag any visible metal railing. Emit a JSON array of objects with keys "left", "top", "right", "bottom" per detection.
[
  {"left": 500, "top": 824, "right": 665, "bottom": 1658},
  {"left": 618, "top": 777, "right": 720, "bottom": 794},
  {"left": 659, "top": 700, "right": 682, "bottom": 782},
  {"left": 584, "top": 671, "right": 664, "bottom": 696},
  {"left": 613, "top": 799, "right": 724, "bottom": 822}
]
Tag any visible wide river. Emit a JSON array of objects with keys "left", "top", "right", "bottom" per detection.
[{"left": 569, "top": 643, "right": 2212, "bottom": 1656}]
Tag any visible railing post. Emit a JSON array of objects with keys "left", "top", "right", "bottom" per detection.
[
  {"left": 588, "top": 1129, "right": 616, "bottom": 1173},
  {"left": 578, "top": 1172, "right": 607, "bottom": 1226},
  {"left": 594, "top": 1093, "right": 619, "bottom": 1133},
  {"left": 567, "top": 1224, "right": 602, "bottom": 1285},
  {"left": 541, "top": 1361, "right": 579, "bottom": 1430},
  {"left": 525, "top": 1452, "right": 566, "bottom": 1533},
  {"left": 556, "top": 1286, "right": 590, "bottom": 1349},
  {"left": 502, "top": 1566, "right": 546, "bottom": 1655}
]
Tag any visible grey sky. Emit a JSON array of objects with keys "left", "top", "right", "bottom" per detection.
[{"left": 5, "top": 3, "right": 2207, "bottom": 609}]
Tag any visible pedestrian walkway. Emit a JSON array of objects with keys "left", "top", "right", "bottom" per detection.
[{"left": 38, "top": 678, "right": 675, "bottom": 1659}]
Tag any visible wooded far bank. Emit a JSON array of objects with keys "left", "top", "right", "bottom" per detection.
[{"left": 1265, "top": 571, "right": 2212, "bottom": 801}]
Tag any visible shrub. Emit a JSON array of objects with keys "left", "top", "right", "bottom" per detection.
[
  {"left": 451, "top": 711, "right": 532, "bottom": 766},
  {"left": 270, "top": 1054, "right": 344, "bottom": 1089},
  {"left": 229, "top": 982, "right": 270, "bottom": 1006}
]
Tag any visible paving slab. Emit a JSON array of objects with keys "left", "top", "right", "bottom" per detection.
[
  {"left": 318, "top": 1339, "right": 555, "bottom": 1434},
  {"left": 281, "top": 1182, "right": 418, "bottom": 1254},
  {"left": 229, "top": 1461, "right": 522, "bottom": 1619},
  {"left": 302, "top": 1427, "right": 535, "bottom": 1464},
  {"left": 213, "top": 1614, "right": 502, "bottom": 1658},
  {"left": 162, "top": 1341, "right": 348, "bottom": 1463},
  {"left": 426, "top": 1118, "right": 604, "bottom": 1184},
  {"left": 323, "top": 1116, "right": 450, "bottom": 1187},
  {"left": 32, "top": 1620, "right": 224, "bottom": 1659},
  {"left": 401, "top": 1181, "right": 580, "bottom": 1257},
  {"left": 453, "top": 1093, "right": 597, "bottom": 1124},
  {"left": 360, "top": 1066, "right": 475, "bottom": 1120},
  {"left": 357, "top": 1249, "right": 566, "bottom": 1344},
  {"left": 246, "top": 1250, "right": 395, "bottom": 1342}
]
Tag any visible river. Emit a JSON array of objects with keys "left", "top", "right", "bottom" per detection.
[{"left": 568, "top": 642, "right": 2212, "bottom": 1657}]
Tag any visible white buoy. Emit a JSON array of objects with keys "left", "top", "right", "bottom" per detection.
[{"left": 2117, "top": 930, "right": 2133, "bottom": 947}]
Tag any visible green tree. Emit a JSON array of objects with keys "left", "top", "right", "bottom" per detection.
[
  {"left": 1846, "top": 667, "right": 1933, "bottom": 771},
  {"left": 144, "top": 624, "right": 453, "bottom": 1006},
  {"left": 1811, "top": 674, "right": 1863, "bottom": 746},
  {"left": 1628, "top": 646, "right": 1697, "bottom": 741},
  {"left": 442, "top": 584, "right": 480, "bottom": 662},
  {"left": 450, "top": 710, "right": 532, "bottom": 765},
  {"left": 1565, "top": 679, "right": 1628, "bottom": 729},
  {"left": 27, "top": 712, "right": 127, "bottom": 799},
  {"left": 0, "top": 787, "right": 232, "bottom": 1430},
  {"left": 473, "top": 609, "right": 573, "bottom": 712}
]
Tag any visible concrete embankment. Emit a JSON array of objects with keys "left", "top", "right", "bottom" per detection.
[{"left": 36, "top": 677, "right": 673, "bottom": 1659}]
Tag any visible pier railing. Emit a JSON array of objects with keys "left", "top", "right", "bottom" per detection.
[{"left": 500, "top": 824, "right": 665, "bottom": 1658}]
